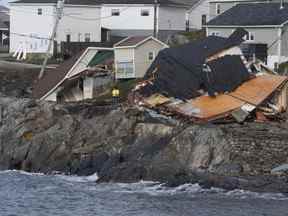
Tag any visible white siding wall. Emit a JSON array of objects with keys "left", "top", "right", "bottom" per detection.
[
  {"left": 10, "top": 4, "right": 101, "bottom": 54},
  {"left": 188, "top": 0, "right": 209, "bottom": 30},
  {"left": 9, "top": 4, "right": 55, "bottom": 53},
  {"left": 158, "top": 6, "right": 186, "bottom": 30},
  {"left": 57, "top": 6, "right": 101, "bottom": 43},
  {"left": 101, "top": 5, "right": 154, "bottom": 30},
  {"left": 67, "top": 49, "right": 98, "bottom": 78}
]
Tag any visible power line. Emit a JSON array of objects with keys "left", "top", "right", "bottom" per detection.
[{"left": 63, "top": 7, "right": 130, "bottom": 21}]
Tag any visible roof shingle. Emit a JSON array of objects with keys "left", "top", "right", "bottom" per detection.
[
  {"left": 115, "top": 36, "right": 150, "bottom": 47},
  {"left": 207, "top": 3, "right": 288, "bottom": 26}
]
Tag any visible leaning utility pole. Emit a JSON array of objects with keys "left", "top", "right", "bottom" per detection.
[
  {"left": 153, "top": 0, "right": 158, "bottom": 39},
  {"left": 38, "top": 0, "right": 65, "bottom": 79}
]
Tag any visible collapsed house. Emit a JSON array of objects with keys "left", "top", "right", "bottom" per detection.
[
  {"left": 33, "top": 47, "right": 114, "bottom": 102},
  {"left": 132, "top": 28, "right": 288, "bottom": 122}
]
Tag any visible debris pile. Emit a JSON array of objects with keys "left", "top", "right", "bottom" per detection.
[{"left": 131, "top": 29, "right": 288, "bottom": 123}]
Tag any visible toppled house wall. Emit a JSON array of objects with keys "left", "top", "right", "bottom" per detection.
[{"left": 33, "top": 48, "right": 114, "bottom": 103}]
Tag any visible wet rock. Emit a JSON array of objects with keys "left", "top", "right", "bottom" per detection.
[{"left": 0, "top": 96, "right": 288, "bottom": 192}]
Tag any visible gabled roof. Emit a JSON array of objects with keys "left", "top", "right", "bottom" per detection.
[
  {"left": 114, "top": 35, "right": 168, "bottom": 48},
  {"left": 207, "top": 3, "right": 288, "bottom": 26}
]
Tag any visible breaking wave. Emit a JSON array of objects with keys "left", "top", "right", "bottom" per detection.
[
  {"left": 112, "top": 182, "right": 288, "bottom": 201},
  {"left": 0, "top": 170, "right": 287, "bottom": 200}
]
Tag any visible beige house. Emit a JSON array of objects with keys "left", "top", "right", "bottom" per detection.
[{"left": 114, "top": 36, "right": 168, "bottom": 79}]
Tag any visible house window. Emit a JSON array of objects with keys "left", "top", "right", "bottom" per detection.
[
  {"left": 216, "top": 4, "right": 221, "bottom": 15},
  {"left": 210, "top": 31, "right": 220, "bottom": 36},
  {"left": 78, "top": 33, "right": 82, "bottom": 42},
  {"left": 84, "top": 33, "right": 91, "bottom": 42},
  {"left": 201, "top": 14, "right": 207, "bottom": 27},
  {"left": 117, "top": 61, "right": 134, "bottom": 76},
  {"left": 148, "top": 52, "right": 154, "bottom": 61},
  {"left": 66, "top": 34, "right": 71, "bottom": 42},
  {"left": 245, "top": 32, "right": 255, "bottom": 41},
  {"left": 141, "top": 9, "right": 149, "bottom": 16},
  {"left": 111, "top": 9, "right": 120, "bottom": 16},
  {"left": 38, "top": 8, "right": 42, "bottom": 15}
]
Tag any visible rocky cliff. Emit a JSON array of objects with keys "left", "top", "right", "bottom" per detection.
[{"left": 0, "top": 96, "right": 288, "bottom": 193}]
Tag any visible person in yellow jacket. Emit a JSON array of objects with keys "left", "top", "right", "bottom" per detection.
[{"left": 112, "top": 86, "right": 120, "bottom": 104}]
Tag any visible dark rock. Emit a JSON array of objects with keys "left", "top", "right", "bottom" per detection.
[{"left": 0, "top": 96, "right": 288, "bottom": 193}]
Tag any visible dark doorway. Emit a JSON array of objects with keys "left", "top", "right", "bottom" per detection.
[{"left": 66, "top": 34, "right": 71, "bottom": 43}]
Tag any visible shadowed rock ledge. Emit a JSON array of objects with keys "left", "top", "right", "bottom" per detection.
[{"left": 0, "top": 96, "right": 288, "bottom": 193}]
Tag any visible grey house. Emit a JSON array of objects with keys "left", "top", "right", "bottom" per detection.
[{"left": 206, "top": 3, "right": 288, "bottom": 68}]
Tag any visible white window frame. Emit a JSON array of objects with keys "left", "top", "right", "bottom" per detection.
[
  {"left": 78, "top": 33, "right": 82, "bottom": 42},
  {"left": 38, "top": 8, "right": 42, "bottom": 15},
  {"left": 216, "top": 3, "right": 221, "bottom": 15},
  {"left": 111, "top": 9, "right": 120, "bottom": 16},
  {"left": 116, "top": 61, "right": 134, "bottom": 77},
  {"left": 148, "top": 51, "right": 155, "bottom": 61},
  {"left": 245, "top": 32, "right": 255, "bottom": 42},
  {"left": 210, "top": 31, "right": 220, "bottom": 36},
  {"left": 141, "top": 9, "right": 150, "bottom": 16},
  {"left": 84, "top": 33, "right": 91, "bottom": 42}
]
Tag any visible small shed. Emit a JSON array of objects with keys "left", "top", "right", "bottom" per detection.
[{"left": 114, "top": 36, "right": 168, "bottom": 79}]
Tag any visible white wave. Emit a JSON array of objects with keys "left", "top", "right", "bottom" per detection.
[
  {"left": 0, "top": 169, "right": 45, "bottom": 176},
  {"left": 112, "top": 181, "right": 288, "bottom": 200},
  {"left": 225, "top": 189, "right": 288, "bottom": 201},
  {"left": 55, "top": 173, "right": 99, "bottom": 183}
]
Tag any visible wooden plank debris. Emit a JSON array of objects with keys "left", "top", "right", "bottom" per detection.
[{"left": 229, "top": 74, "right": 288, "bottom": 106}]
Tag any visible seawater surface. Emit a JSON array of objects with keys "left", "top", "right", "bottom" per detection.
[{"left": 0, "top": 170, "right": 288, "bottom": 216}]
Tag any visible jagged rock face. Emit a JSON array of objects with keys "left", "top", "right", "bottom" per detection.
[{"left": 1, "top": 96, "right": 288, "bottom": 192}]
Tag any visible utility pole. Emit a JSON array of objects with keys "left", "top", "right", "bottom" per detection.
[
  {"left": 280, "top": 0, "right": 284, "bottom": 9},
  {"left": 153, "top": 0, "right": 158, "bottom": 39},
  {"left": 38, "top": 0, "right": 65, "bottom": 79}
]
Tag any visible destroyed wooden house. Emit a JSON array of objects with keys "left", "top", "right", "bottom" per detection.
[
  {"left": 132, "top": 28, "right": 288, "bottom": 122},
  {"left": 33, "top": 47, "right": 114, "bottom": 102}
]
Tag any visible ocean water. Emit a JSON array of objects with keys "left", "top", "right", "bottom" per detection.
[{"left": 0, "top": 170, "right": 288, "bottom": 216}]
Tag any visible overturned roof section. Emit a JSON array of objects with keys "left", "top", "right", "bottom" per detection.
[
  {"left": 88, "top": 50, "right": 114, "bottom": 67},
  {"left": 32, "top": 51, "right": 84, "bottom": 100},
  {"left": 141, "top": 31, "right": 248, "bottom": 99},
  {"left": 207, "top": 3, "right": 288, "bottom": 26}
]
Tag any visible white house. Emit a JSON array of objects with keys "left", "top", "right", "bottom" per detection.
[
  {"left": 9, "top": 0, "right": 102, "bottom": 54},
  {"left": 114, "top": 35, "right": 168, "bottom": 79},
  {"left": 187, "top": 0, "right": 210, "bottom": 30},
  {"left": 100, "top": 0, "right": 189, "bottom": 41}
]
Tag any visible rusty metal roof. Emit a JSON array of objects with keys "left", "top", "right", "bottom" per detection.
[
  {"left": 229, "top": 74, "right": 288, "bottom": 106},
  {"left": 176, "top": 95, "right": 245, "bottom": 121},
  {"left": 162, "top": 74, "right": 288, "bottom": 121},
  {"left": 143, "top": 93, "right": 170, "bottom": 107}
]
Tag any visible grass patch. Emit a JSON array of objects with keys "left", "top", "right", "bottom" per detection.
[
  {"left": 181, "top": 30, "right": 206, "bottom": 41},
  {"left": 279, "top": 62, "right": 288, "bottom": 75},
  {"left": 94, "top": 79, "right": 140, "bottom": 102}
]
